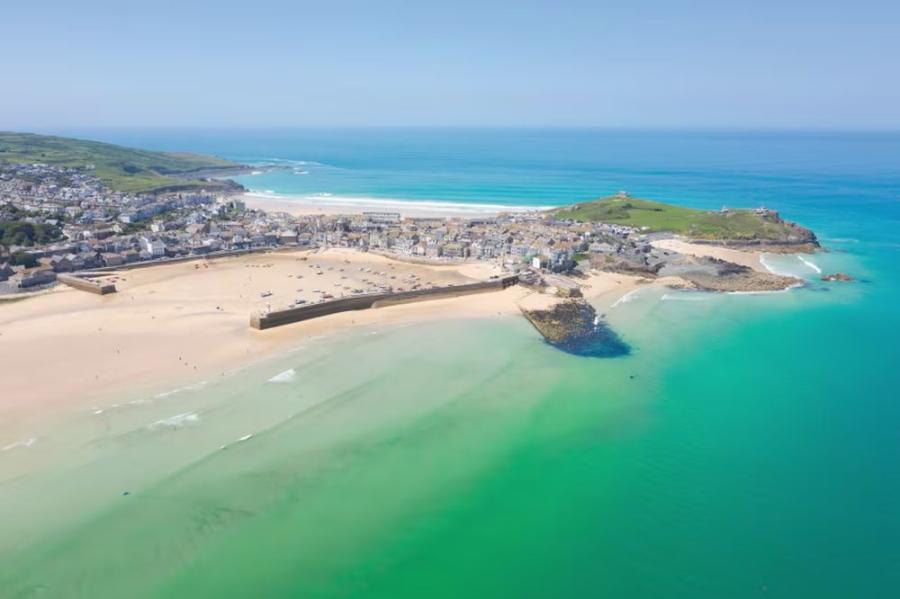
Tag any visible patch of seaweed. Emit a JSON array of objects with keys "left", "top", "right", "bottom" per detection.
[
  {"left": 521, "top": 300, "right": 631, "bottom": 358},
  {"left": 549, "top": 319, "right": 631, "bottom": 358}
]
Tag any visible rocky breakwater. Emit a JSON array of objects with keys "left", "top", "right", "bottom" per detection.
[
  {"left": 520, "top": 299, "right": 630, "bottom": 358},
  {"left": 677, "top": 258, "right": 802, "bottom": 292}
]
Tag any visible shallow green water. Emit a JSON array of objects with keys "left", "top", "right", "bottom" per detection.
[
  {"left": 3, "top": 129, "right": 899, "bottom": 597},
  {"left": 3, "top": 251, "right": 898, "bottom": 597}
]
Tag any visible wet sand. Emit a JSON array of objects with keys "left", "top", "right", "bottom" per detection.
[{"left": 0, "top": 248, "right": 643, "bottom": 440}]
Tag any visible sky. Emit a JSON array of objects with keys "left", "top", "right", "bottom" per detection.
[{"left": 2, "top": 0, "right": 899, "bottom": 130}]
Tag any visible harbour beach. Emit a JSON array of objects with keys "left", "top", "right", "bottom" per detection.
[
  {"left": 1, "top": 128, "right": 897, "bottom": 598},
  {"left": 4, "top": 0, "right": 900, "bottom": 589},
  {"left": 0, "top": 247, "right": 648, "bottom": 439}
]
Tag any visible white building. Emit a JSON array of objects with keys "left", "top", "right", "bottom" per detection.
[{"left": 139, "top": 236, "right": 166, "bottom": 258}]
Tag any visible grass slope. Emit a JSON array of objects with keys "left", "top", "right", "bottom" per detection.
[
  {"left": 0, "top": 132, "right": 242, "bottom": 194},
  {"left": 549, "top": 196, "right": 805, "bottom": 241}
]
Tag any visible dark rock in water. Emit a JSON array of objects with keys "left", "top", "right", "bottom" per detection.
[
  {"left": 821, "top": 272, "right": 854, "bottom": 282},
  {"left": 521, "top": 299, "right": 630, "bottom": 358},
  {"left": 679, "top": 257, "right": 802, "bottom": 292},
  {"left": 554, "top": 319, "right": 631, "bottom": 358}
]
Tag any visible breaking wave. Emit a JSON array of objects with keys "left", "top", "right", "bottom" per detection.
[
  {"left": 759, "top": 254, "right": 796, "bottom": 277},
  {"left": 149, "top": 412, "right": 200, "bottom": 430},
  {"left": 2, "top": 437, "right": 37, "bottom": 451},
  {"left": 661, "top": 293, "right": 712, "bottom": 301},
  {"left": 611, "top": 288, "right": 641, "bottom": 308},
  {"left": 267, "top": 368, "right": 297, "bottom": 384},
  {"left": 797, "top": 255, "right": 822, "bottom": 273},
  {"left": 243, "top": 190, "right": 556, "bottom": 216},
  {"left": 154, "top": 381, "right": 208, "bottom": 399}
]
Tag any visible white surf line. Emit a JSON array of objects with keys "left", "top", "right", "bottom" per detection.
[
  {"left": 243, "top": 190, "right": 557, "bottom": 215},
  {"left": 611, "top": 288, "right": 642, "bottom": 308},
  {"left": 2, "top": 437, "right": 37, "bottom": 451},
  {"left": 219, "top": 433, "right": 254, "bottom": 450},
  {"left": 797, "top": 255, "right": 822, "bottom": 274},
  {"left": 148, "top": 412, "right": 200, "bottom": 430},
  {"left": 267, "top": 368, "right": 296, "bottom": 384},
  {"left": 154, "top": 380, "right": 208, "bottom": 399},
  {"left": 661, "top": 293, "right": 711, "bottom": 301},
  {"left": 727, "top": 281, "right": 806, "bottom": 296},
  {"left": 759, "top": 254, "right": 796, "bottom": 277}
]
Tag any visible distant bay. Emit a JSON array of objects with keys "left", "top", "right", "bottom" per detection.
[{"left": 5, "top": 128, "right": 900, "bottom": 597}]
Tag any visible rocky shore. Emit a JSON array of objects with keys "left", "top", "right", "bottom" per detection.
[
  {"left": 686, "top": 211, "right": 820, "bottom": 253},
  {"left": 676, "top": 258, "right": 803, "bottom": 292},
  {"left": 520, "top": 299, "right": 629, "bottom": 358}
]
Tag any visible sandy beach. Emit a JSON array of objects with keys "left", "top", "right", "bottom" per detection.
[
  {"left": 240, "top": 192, "right": 550, "bottom": 218},
  {"left": 651, "top": 238, "right": 767, "bottom": 271},
  {"left": 0, "top": 248, "right": 646, "bottom": 440}
]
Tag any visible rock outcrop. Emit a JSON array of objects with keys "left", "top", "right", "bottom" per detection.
[
  {"left": 520, "top": 299, "right": 629, "bottom": 358},
  {"left": 821, "top": 272, "right": 854, "bottom": 282},
  {"left": 678, "top": 258, "right": 802, "bottom": 292}
]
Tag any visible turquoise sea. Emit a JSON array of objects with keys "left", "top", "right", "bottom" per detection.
[{"left": 3, "top": 129, "right": 900, "bottom": 597}]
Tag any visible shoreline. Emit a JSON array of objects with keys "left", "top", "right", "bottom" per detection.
[
  {"left": 0, "top": 248, "right": 643, "bottom": 441},
  {"left": 650, "top": 238, "right": 769, "bottom": 272},
  {"left": 0, "top": 233, "right": 813, "bottom": 445},
  {"left": 240, "top": 191, "right": 555, "bottom": 218}
]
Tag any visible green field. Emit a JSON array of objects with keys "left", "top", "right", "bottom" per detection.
[
  {"left": 0, "top": 132, "right": 243, "bottom": 193},
  {"left": 548, "top": 195, "right": 813, "bottom": 242}
]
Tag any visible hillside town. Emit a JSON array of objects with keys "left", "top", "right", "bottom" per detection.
[{"left": 0, "top": 163, "right": 663, "bottom": 292}]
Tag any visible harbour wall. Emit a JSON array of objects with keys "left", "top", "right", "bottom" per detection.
[
  {"left": 57, "top": 274, "right": 117, "bottom": 295},
  {"left": 251, "top": 275, "right": 518, "bottom": 330}
]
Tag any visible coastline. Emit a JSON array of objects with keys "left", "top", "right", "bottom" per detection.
[
  {"left": 240, "top": 191, "right": 554, "bottom": 218},
  {"left": 651, "top": 238, "right": 768, "bottom": 272},
  {"left": 0, "top": 248, "right": 645, "bottom": 442}
]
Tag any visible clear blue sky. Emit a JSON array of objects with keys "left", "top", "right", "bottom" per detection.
[{"left": 3, "top": 0, "right": 898, "bottom": 129}]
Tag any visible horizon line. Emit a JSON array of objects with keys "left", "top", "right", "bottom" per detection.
[{"left": 7, "top": 124, "right": 900, "bottom": 135}]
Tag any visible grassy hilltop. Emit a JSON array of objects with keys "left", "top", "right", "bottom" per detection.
[
  {"left": 0, "top": 132, "right": 244, "bottom": 194},
  {"left": 548, "top": 195, "right": 817, "bottom": 245}
]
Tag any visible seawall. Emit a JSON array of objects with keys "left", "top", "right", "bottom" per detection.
[
  {"left": 80, "top": 244, "right": 310, "bottom": 274},
  {"left": 57, "top": 274, "right": 117, "bottom": 295},
  {"left": 251, "top": 276, "right": 518, "bottom": 330}
]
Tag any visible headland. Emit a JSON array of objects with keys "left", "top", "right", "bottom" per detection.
[{"left": 0, "top": 132, "right": 833, "bottom": 437}]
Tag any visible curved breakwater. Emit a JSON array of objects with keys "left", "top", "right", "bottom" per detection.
[{"left": 251, "top": 276, "right": 518, "bottom": 330}]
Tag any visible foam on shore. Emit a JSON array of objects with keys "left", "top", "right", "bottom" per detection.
[
  {"left": 154, "top": 381, "right": 208, "bottom": 399},
  {"left": 759, "top": 254, "right": 797, "bottom": 277},
  {"left": 2, "top": 437, "right": 37, "bottom": 451},
  {"left": 726, "top": 282, "right": 805, "bottom": 296},
  {"left": 267, "top": 368, "right": 297, "bottom": 384},
  {"left": 797, "top": 255, "right": 822, "bottom": 273},
  {"left": 611, "top": 288, "right": 642, "bottom": 308},
  {"left": 149, "top": 412, "right": 200, "bottom": 430},
  {"left": 661, "top": 293, "right": 712, "bottom": 301},
  {"left": 243, "top": 190, "right": 555, "bottom": 216}
]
